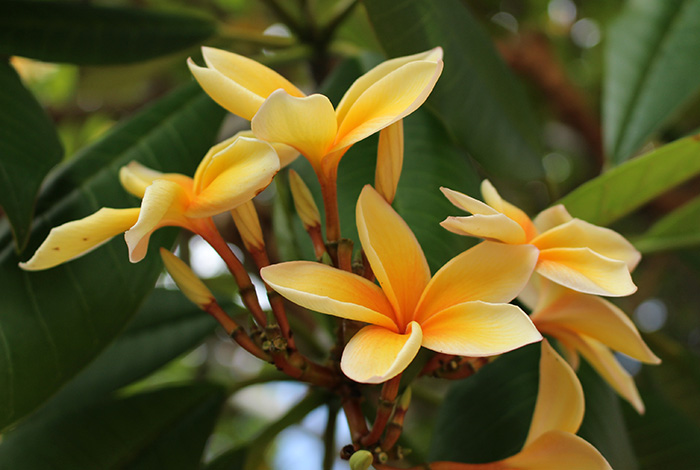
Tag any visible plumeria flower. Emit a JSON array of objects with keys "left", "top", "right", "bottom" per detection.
[
  {"left": 441, "top": 180, "right": 641, "bottom": 297},
  {"left": 260, "top": 185, "right": 542, "bottom": 384},
  {"left": 527, "top": 276, "right": 660, "bottom": 413},
  {"left": 20, "top": 136, "right": 279, "bottom": 270},
  {"left": 189, "top": 47, "right": 443, "bottom": 178},
  {"left": 424, "top": 341, "right": 611, "bottom": 470}
]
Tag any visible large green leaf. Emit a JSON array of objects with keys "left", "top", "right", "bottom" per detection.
[
  {"left": 0, "top": 84, "right": 225, "bottom": 430},
  {"left": 0, "top": 1, "right": 216, "bottom": 65},
  {"left": 364, "top": 0, "right": 545, "bottom": 181},
  {"left": 0, "top": 384, "right": 226, "bottom": 469},
  {"left": 0, "top": 61, "right": 63, "bottom": 251},
  {"left": 634, "top": 195, "right": 700, "bottom": 253},
  {"left": 557, "top": 134, "right": 700, "bottom": 226},
  {"left": 604, "top": 0, "right": 700, "bottom": 164}
]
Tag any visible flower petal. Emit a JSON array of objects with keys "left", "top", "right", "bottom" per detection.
[
  {"left": 125, "top": 179, "right": 190, "bottom": 263},
  {"left": 375, "top": 119, "right": 404, "bottom": 204},
  {"left": 356, "top": 185, "right": 431, "bottom": 330},
  {"left": 251, "top": 90, "right": 338, "bottom": 167},
  {"left": 506, "top": 431, "right": 612, "bottom": 470},
  {"left": 441, "top": 186, "right": 500, "bottom": 216},
  {"left": 537, "top": 247, "right": 637, "bottom": 296},
  {"left": 532, "top": 287, "right": 660, "bottom": 364},
  {"left": 332, "top": 59, "right": 443, "bottom": 152},
  {"left": 19, "top": 208, "right": 140, "bottom": 271},
  {"left": 119, "top": 162, "right": 192, "bottom": 199},
  {"left": 415, "top": 242, "right": 538, "bottom": 323},
  {"left": 481, "top": 180, "right": 537, "bottom": 241},
  {"left": 532, "top": 218, "right": 641, "bottom": 271},
  {"left": 533, "top": 204, "right": 573, "bottom": 233},
  {"left": 525, "top": 340, "right": 583, "bottom": 446},
  {"left": 260, "top": 261, "right": 397, "bottom": 330},
  {"left": 341, "top": 321, "right": 423, "bottom": 384},
  {"left": 420, "top": 301, "right": 541, "bottom": 357},
  {"left": 188, "top": 47, "right": 304, "bottom": 120},
  {"left": 187, "top": 137, "right": 279, "bottom": 218},
  {"left": 440, "top": 214, "right": 527, "bottom": 244}
]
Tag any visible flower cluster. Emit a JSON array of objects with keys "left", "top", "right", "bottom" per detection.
[{"left": 21, "top": 46, "right": 657, "bottom": 469}]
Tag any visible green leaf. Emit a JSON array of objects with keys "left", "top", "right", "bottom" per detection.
[
  {"left": 364, "top": 0, "right": 545, "bottom": 181},
  {"left": 0, "top": 61, "right": 63, "bottom": 251},
  {"left": 0, "top": 384, "right": 226, "bottom": 469},
  {"left": 0, "top": 1, "right": 216, "bottom": 65},
  {"left": 604, "top": 0, "right": 700, "bottom": 164},
  {"left": 557, "top": 134, "right": 700, "bottom": 226},
  {"left": 429, "top": 344, "right": 540, "bottom": 464},
  {"left": 0, "top": 84, "right": 225, "bottom": 430},
  {"left": 635, "top": 195, "right": 700, "bottom": 253}
]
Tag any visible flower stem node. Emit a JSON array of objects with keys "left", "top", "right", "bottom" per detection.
[{"left": 349, "top": 450, "right": 374, "bottom": 470}]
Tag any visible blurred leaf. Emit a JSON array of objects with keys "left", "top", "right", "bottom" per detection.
[
  {"left": 558, "top": 134, "right": 700, "bottom": 226},
  {"left": 0, "top": 1, "right": 216, "bottom": 65},
  {"left": 0, "top": 384, "right": 226, "bottom": 469},
  {"left": 578, "top": 361, "right": 638, "bottom": 470},
  {"left": 0, "top": 84, "right": 225, "bottom": 430},
  {"left": 604, "top": 0, "right": 700, "bottom": 164},
  {"left": 364, "top": 0, "right": 545, "bottom": 181},
  {"left": 0, "top": 61, "right": 62, "bottom": 251},
  {"left": 205, "top": 447, "right": 248, "bottom": 470},
  {"left": 635, "top": 195, "right": 700, "bottom": 253},
  {"left": 429, "top": 344, "right": 539, "bottom": 463}
]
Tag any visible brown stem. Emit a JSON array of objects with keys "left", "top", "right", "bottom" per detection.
[
  {"left": 342, "top": 392, "right": 370, "bottom": 446},
  {"left": 308, "top": 224, "right": 329, "bottom": 260},
  {"left": 361, "top": 375, "right": 401, "bottom": 447},
  {"left": 337, "top": 238, "right": 354, "bottom": 272},
  {"left": 318, "top": 167, "right": 341, "bottom": 246}
]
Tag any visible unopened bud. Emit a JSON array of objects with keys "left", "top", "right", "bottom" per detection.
[
  {"left": 231, "top": 200, "right": 264, "bottom": 251},
  {"left": 289, "top": 169, "right": 321, "bottom": 229},
  {"left": 160, "top": 248, "right": 214, "bottom": 309},
  {"left": 375, "top": 119, "right": 404, "bottom": 204},
  {"left": 348, "top": 450, "right": 373, "bottom": 470},
  {"left": 398, "top": 387, "right": 412, "bottom": 410}
]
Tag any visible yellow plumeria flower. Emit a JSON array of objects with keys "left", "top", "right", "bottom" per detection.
[
  {"left": 260, "top": 185, "right": 542, "bottom": 384},
  {"left": 189, "top": 47, "right": 443, "bottom": 177},
  {"left": 527, "top": 276, "right": 660, "bottom": 413},
  {"left": 20, "top": 136, "right": 279, "bottom": 270},
  {"left": 441, "top": 180, "right": 641, "bottom": 297},
  {"left": 430, "top": 341, "right": 611, "bottom": 470}
]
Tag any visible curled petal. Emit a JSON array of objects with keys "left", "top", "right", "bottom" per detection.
[
  {"left": 19, "top": 208, "right": 140, "bottom": 271},
  {"left": 218, "top": 130, "right": 300, "bottom": 168},
  {"left": 532, "top": 219, "right": 641, "bottom": 271},
  {"left": 375, "top": 119, "right": 404, "bottom": 204},
  {"left": 505, "top": 431, "right": 612, "bottom": 470},
  {"left": 440, "top": 214, "right": 526, "bottom": 244},
  {"left": 441, "top": 187, "right": 500, "bottom": 216},
  {"left": 525, "top": 340, "right": 584, "bottom": 446},
  {"left": 415, "top": 242, "right": 538, "bottom": 323},
  {"left": 187, "top": 137, "right": 279, "bottom": 218},
  {"left": 420, "top": 301, "right": 542, "bottom": 357},
  {"left": 120, "top": 162, "right": 192, "bottom": 200},
  {"left": 533, "top": 204, "right": 573, "bottom": 233},
  {"left": 537, "top": 247, "right": 637, "bottom": 296},
  {"left": 260, "top": 261, "right": 398, "bottom": 330},
  {"left": 481, "top": 180, "right": 537, "bottom": 241},
  {"left": 251, "top": 91, "right": 338, "bottom": 167},
  {"left": 357, "top": 185, "right": 431, "bottom": 330},
  {"left": 341, "top": 321, "right": 423, "bottom": 384}
]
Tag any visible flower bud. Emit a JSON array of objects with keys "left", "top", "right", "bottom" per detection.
[
  {"left": 348, "top": 450, "right": 373, "bottom": 470},
  {"left": 231, "top": 200, "right": 264, "bottom": 252},
  {"left": 289, "top": 169, "right": 321, "bottom": 229},
  {"left": 375, "top": 119, "right": 404, "bottom": 204},
  {"left": 160, "top": 248, "right": 214, "bottom": 309}
]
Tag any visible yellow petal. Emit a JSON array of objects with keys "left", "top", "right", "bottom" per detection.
[
  {"left": 440, "top": 214, "right": 527, "bottom": 244},
  {"left": 537, "top": 247, "right": 637, "bottom": 296},
  {"left": 420, "top": 301, "right": 541, "bottom": 357},
  {"left": 341, "top": 321, "right": 423, "bottom": 384},
  {"left": 221, "top": 130, "right": 300, "bottom": 168},
  {"left": 188, "top": 47, "right": 304, "bottom": 121},
  {"left": 415, "top": 242, "right": 538, "bottom": 323},
  {"left": 251, "top": 90, "right": 338, "bottom": 167},
  {"left": 333, "top": 60, "right": 443, "bottom": 152},
  {"left": 375, "top": 119, "right": 404, "bottom": 203},
  {"left": 19, "top": 208, "right": 140, "bottom": 271},
  {"left": 506, "top": 431, "right": 612, "bottom": 470},
  {"left": 533, "top": 204, "right": 573, "bottom": 232},
  {"left": 160, "top": 248, "right": 214, "bottom": 309},
  {"left": 260, "top": 261, "right": 398, "bottom": 330},
  {"left": 525, "top": 340, "right": 584, "bottom": 446},
  {"left": 356, "top": 185, "right": 431, "bottom": 330},
  {"left": 187, "top": 136, "right": 279, "bottom": 218},
  {"left": 441, "top": 186, "right": 500, "bottom": 216},
  {"left": 193, "top": 134, "right": 241, "bottom": 194},
  {"left": 481, "top": 180, "right": 537, "bottom": 242},
  {"left": 532, "top": 219, "right": 641, "bottom": 271},
  {"left": 532, "top": 288, "right": 660, "bottom": 364},
  {"left": 335, "top": 48, "right": 443, "bottom": 126},
  {"left": 125, "top": 179, "right": 190, "bottom": 263},
  {"left": 119, "top": 162, "right": 192, "bottom": 199},
  {"left": 231, "top": 200, "right": 264, "bottom": 252}
]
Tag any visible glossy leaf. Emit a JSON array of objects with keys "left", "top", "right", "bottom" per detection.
[
  {"left": 635, "top": 195, "right": 700, "bottom": 253},
  {"left": 604, "top": 0, "right": 700, "bottom": 164},
  {"left": 558, "top": 134, "right": 700, "bottom": 226},
  {"left": 0, "top": 384, "right": 226, "bottom": 469},
  {"left": 0, "top": 1, "right": 216, "bottom": 65},
  {"left": 0, "top": 84, "right": 225, "bottom": 430},
  {"left": 0, "top": 61, "right": 63, "bottom": 251},
  {"left": 364, "top": 0, "right": 545, "bottom": 181}
]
